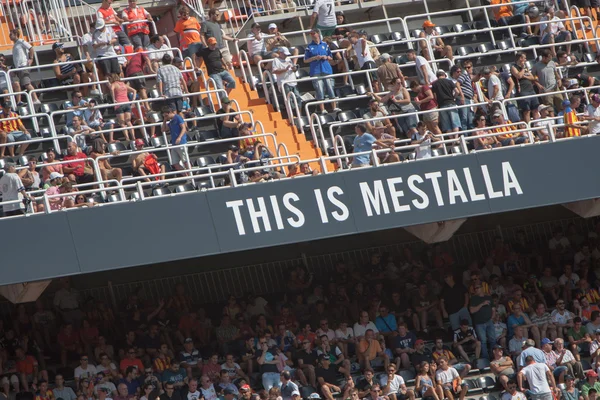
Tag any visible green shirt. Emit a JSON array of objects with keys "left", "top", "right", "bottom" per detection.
[
  {"left": 581, "top": 381, "right": 600, "bottom": 396},
  {"left": 567, "top": 326, "right": 588, "bottom": 341}
]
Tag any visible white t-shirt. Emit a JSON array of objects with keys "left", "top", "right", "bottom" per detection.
[
  {"left": 353, "top": 322, "right": 378, "bottom": 338},
  {"left": 312, "top": 0, "right": 336, "bottom": 28},
  {"left": 200, "top": 385, "right": 218, "bottom": 400},
  {"left": 75, "top": 364, "right": 97, "bottom": 380},
  {"left": 488, "top": 74, "right": 504, "bottom": 101},
  {"left": 12, "top": 39, "right": 32, "bottom": 68},
  {"left": 549, "top": 237, "right": 570, "bottom": 250},
  {"left": 147, "top": 44, "right": 174, "bottom": 61},
  {"left": 520, "top": 363, "right": 551, "bottom": 394},
  {"left": 412, "top": 130, "right": 432, "bottom": 159},
  {"left": 271, "top": 57, "right": 297, "bottom": 90},
  {"left": 335, "top": 327, "right": 354, "bottom": 340},
  {"left": 586, "top": 104, "right": 600, "bottom": 134},
  {"left": 95, "top": 382, "right": 116, "bottom": 396},
  {"left": 415, "top": 56, "right": 436, "bottom": 85},
  {"left": 590, "top": 340, "right": 600, "bottom": 357},
  {"left": 247, "top": 33, "right": 266, "bottom": 56},
  {"left": 381, "top": 375, "right": 405, "bottom": 393},
  {"left": 551, "top": 309, "right": 574, "bottom": 325},
  {"left": 247, "top": 297, "right": 269, "bottom": 317},
  {"left": 540, "top": 16, "right": 565, "bottom": 36},
  {"left": 353, "top": 38, "right": 374, "bottom": 68},
  {"left": 501, "top": 391, "right": 528, "bottom": 400},
  {"left": 436, "top": 367, "right": 460, "bottom": 385},
  {"left": 93, "top": 28, "right": 118, "bottom": 57},
  {"left": 81, "top": 33, "right": 95, "bottom": 58},
  {"left": 220, "top": 362, "right": 241, "bottom": 377},
  {"left": 187, "top": 390, "right": 201, "bottom": 400},
  {"left": 558, "top": 272, "right": 579, "bottom": 288},
  {"left": 0, "top": 173, "right": 24, "bottom": 212},
  {"left": 532, "top": 119, "right": 553, "bottom": 139}
]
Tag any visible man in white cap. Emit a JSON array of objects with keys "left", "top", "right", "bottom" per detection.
[
  {"left": 291, "top": 391, "right": 301, "bottom": 400},
  {"left": 532, "top": 104, "right": 554, "bottom": 141},
  {"left": 92, "top": 19, "right": 120, "bottom": 79},
  {"left": 376, "top": 53, "right": 403, "bottom": 92},
  {"left": 272, "top": 47, "right": 302, "bottom": 105},
  {"left": 266, "top": 24, "right": 298, "bottom": 63}
]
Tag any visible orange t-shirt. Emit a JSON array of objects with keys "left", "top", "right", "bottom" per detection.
[
  {"left": 491, "top": 0, "right": 512, "bottom": 20},
  {"left": 174, "top": 17, "right": 202, "bottom": 49},
  {"left": 16, "top": 355, "right": 37, "bottom": 375},
  {"left": 119, "top": 358, "right": 144, "bottom": 373},
  {"left": 358, "top": 339, "right": 382, "bottom": 361}
]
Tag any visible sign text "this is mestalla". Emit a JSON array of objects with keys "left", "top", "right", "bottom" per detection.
[{"left": 225, "top": 162, "right": 523, "bottom": 235}]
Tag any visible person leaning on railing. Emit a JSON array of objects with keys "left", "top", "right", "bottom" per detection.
[{"left": 121, "top": 0, "right": 153, "bottom": 51}]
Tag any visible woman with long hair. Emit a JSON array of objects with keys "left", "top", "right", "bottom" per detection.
[
  {"left": 415, "top": 361, "right": 440, "bottom": 400},
  {"left": 109, "top": 73, "right": 137, "bottom": 141}
]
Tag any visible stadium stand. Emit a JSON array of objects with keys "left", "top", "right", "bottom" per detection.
[{"left": 3, "top": 0, "right": 600, "bottom": 398}]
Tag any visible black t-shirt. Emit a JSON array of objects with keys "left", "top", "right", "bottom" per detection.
[
  {"left": 316, "top": 364, "right": 338, "bottom": 384},
  {"left": 197, "top": 47, "right": 224, "bottom": 75},
  {"left": 216, "top": 108, "right": 229, "bottom": 132},
  {"left": 470, "top": 296, "right": 492, "bottom": 325},
  {"left": 512, "top": 63, "right": 535, "bottom": 94},
  {"left": 410, "top": 350, "right": 432, "bottom": 368},
  {"left": 256, "top": 349, "right": 279, "bottom": 374},
  {"left": 144, "top": 333, "right": 161, "bottom": 350},
  {"left": 296, "top": 349, "right": 318, "bottom": 366},
  {"left": 453, "top": 327, "right": 477, "bottom": 343},
  {"left": 440, "top": 282, "right": 467, "bottom": 315},
  {"left": 431, "top": 78, "right": 456, "bottom": 107},
  {"left": 356, "top": 378, "right": 375, "bottom": 392}
]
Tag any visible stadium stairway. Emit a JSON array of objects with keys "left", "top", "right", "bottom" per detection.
[
  {"left": 571, "top": 7, "right": 599, "bottom": 52},
  {"left": 224, "top": 75, "right": 324, "bottom": 167}
]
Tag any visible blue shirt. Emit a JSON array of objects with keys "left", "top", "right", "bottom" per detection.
[
  {"left": 66, "top": 99, "right": 87, "bottom": 126},
  {"left": 511, "top": 0, "right": 528, "bottom": 15},
  {"left": 305, "top": 41, "right": 333, "bottom": 76},
  {"left": 375, "top": 314, "right": 398, "bottom": 333},
  {"left": 518, "top": 346, "right": 546, "bottom": 367},
  {"left": 507, "top": 314, "right": 525, "bottom": 338},
  {"left": 168, "top": 114, "right": 186, "bottom": 146},
  {"left": 119, "top": 378, "right": 140, "bottom": 395},
  {"left": 161, "top": 368, "right": 186, "bottom": 384},
  {"left": 352, "top": 133, "right": 376, "bottom": 166}
]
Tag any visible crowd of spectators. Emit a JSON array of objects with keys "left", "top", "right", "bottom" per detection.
[{"left": 0, "top": 222, "right": 599, "bottom": 400}]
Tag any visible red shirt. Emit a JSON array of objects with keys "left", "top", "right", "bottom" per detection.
[
  {"left": 119, "top": 358, "right": 144, "bottom": 373},
  {"left": 64, "top": 152, "right": 87, "bottom": 176},
  {"left": 16, "top": 355, "right": 37, "bottom": 375},
  {"left": 58, "top": 329, "right": 80, "bottom": 347},
  {"left": 125, "top": 53, "right": 148, "bottom": 76}
]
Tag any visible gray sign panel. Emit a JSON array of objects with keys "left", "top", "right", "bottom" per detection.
[{"left": 2, "top": 137, "right": 600, "bottom": 284}]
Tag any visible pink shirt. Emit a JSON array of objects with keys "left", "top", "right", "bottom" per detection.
[{"left": 45, "top": 186, "right": 62, "bottom": 210}]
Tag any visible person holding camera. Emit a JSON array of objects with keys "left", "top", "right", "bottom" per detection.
[{"left": 0, "top": 163, "right": 32, "bottom": 216}]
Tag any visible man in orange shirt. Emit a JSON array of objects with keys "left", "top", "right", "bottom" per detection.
[
  {"left": 490, "top": 0, "right": 531, "bottom": 36},
  {"left": 358, "top": 329, "right": 390, "bottom": 371},
  {"left": 0, "top": 102, "right": 31, "bottom": 157},
  {"left": 15, "top": 347, "right": 48, "bottom": 392},
  {"left": 119, "top": 347, "right": 144, "bottom": 374},
  {"left": 491, "top": 110, "right": 529, "bottom": 146},
  {"left": 174, "top": 6, "right": 204, "bottom": 68}
]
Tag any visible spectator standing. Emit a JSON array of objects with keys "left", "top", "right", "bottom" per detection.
[
  {"left": 0, "top": 163, "right": 27, "bottom": 217},
  {"left": 348, "top": 32, "right": 376, "bottom": 78},
  {"left": 410, "top": 80, "right": 442, "bottom": 135},
  {"left": 9, "top": 29, "right": 40, "bottom": 105},
  {"left": 511, "top": 52, "right": 539, "bottom": 123},
  {"left": 377, "top": 53, "right": 403, "bottom": 91},
  {"left": 157, "top": 54, "right": 188, "bottom": 114},
  {"left": 305, "top": 28, "right": 339, "bottom": 113},
  {"left": 109, "top": 73, "right": 136, "bottom": 141},
  {"left": 431, "top": 70, "right": 462, "bottom": 136},
  {"left": 198, "top": 38, "right": 236, "bottom": 97},
  {"left": 440, "top": 272, "right": 471, "bottom": 332},
  {"left": 519, "top": 339, "right": 546, "bottom": 368},
  {"left": 92, "top": 19, "right": 120, "bottom": 82},
  {"left": 125, "top": 49, "right": 153, "bottom": 100},
  {"left": 517, "top": 356, "right": 557, "bottom": 400},
  {"left": 456, "top": 61, "right": 475, "bottom": 131},
  {"left": 272, "top": 47, "right": 302, "bottom": 106},
  {"left": 97, "top": 0, "right": 130, "bottom": 47},
  {"left": 203, "top": 9, "right": 238, "bottom": 67},
  {"left": 121, "top": 0, "right": 153, "bottom": 50},
  {"left": 532, "top": 49, "right": 562, "bottom": 112},
  {"left": 309, "top": 0, "right": 336, "bottom": 36},
  {"left": 161, "top": 106, "right": 191, "bottom": 174},
  {"left": 351, "top": 123, "right": 391, "bottom": 168},
  {"left": 174, "top": 6, "right": 203, "bottom": 67},
  {"left": 406, "top": 49, "right": 436, "bottom": 86},
  {"left": 470, "top": 284, "right": 495, "bottom": 360},
  {"left": 583, "top": 94, "right": 600, "bottom": 135}
]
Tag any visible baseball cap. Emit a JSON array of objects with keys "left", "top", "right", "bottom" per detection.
[
  {"left": 563, "top": 99, "right": 571, "bottom": 107},
  {"left": 541, "top": 338, "right": 554, "bottom": 346},
  {"left": 173, "top": 56, "right": 183, "bottom": 64},
  {"left": 588, "top": 370, "right": 599, "bottom": 377},
  {"left": 50, "top": 172, "right": 64, "bottom": 180},
  {"left": 595, "top": 328, "right": 600, "bottom": 334},
  {"left": 207, "top": 37, "right": 217, "bottom": 45},
  {"left": 268, "top": 23, "right": 277, "bottom": 29},
  {"left": 524, "top": 339, "right": 536, "bottom": 347},
  {"left": 134, "top": 138, "right": 145, "bottom": 148},
  {"left": 224, "top": 388, "right": 236, "bottom": 395},
  {"left": 95, "top": 19, "right": 106, "bottom": 30},
  {"left": 423, "top": 20, "right": 436, "bottom": 28},
  {"left": 380, "top": 53, "right": 391, "bottom": 61},
  {"left": 184, "top": 337, "right": 193, "bottom": 343},
  {"left": 415, "top": 339, "right": 425, "bottom": 346},
  {"left": 291, "top": 391, "right": 300, "bottom": 397},
  {"left": 240, "top": 385, "right": 251, "bottom": 392},
  {"left": 2, "top": 101, "right": 10, "bottom": 109},
  {"left": 493, "top": 110, "right": 504, "bottom": 117},
  {"left": 592, "top": 93, "right": 600, "bottom": 103},
  {"left": 436, "top": 69, "right": 446, "bottom": 77},
  {"left": 537, "top": 104, "right": 549, "bottom": 113},
  {"left": 52, "top": 42, "right": 64, "bottom": 50},
  {"left": 492, "top": 344, "right": 503, "bottom": 350},
  {"left": 318, "top": 354, "right": 329, "bottom": 361},
  {"left": 308, "top": 394, "right": 321, "bottom": 399},
  {"left": 277, "top": 47, "right": 291, "bottom": 56},
  {"left": 222, "top": 96, "right": 232, "bottom": 104},
  {"left": 565, "top": 375, "right": 575, "bottom": 381}
]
